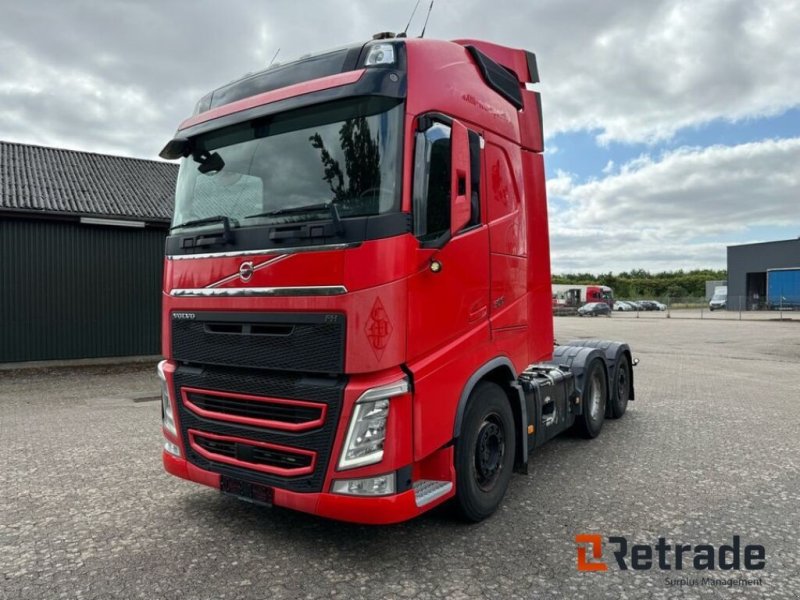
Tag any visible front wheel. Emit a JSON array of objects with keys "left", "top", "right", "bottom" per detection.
[
  {"left": 454, "top": 382, "right": 516, "bottom": 522},
  {"left": 574, "top": 359, "right": 608, "bottom": 438}
]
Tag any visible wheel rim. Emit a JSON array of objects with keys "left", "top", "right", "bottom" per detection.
[
  {"left": 474, "top": 413, "right": 505, "bottom": 492},
  {"left": 588, "top": 371, "right": 603, "bottom": 422}
]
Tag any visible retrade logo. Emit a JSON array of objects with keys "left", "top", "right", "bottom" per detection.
[
  {"left": 575, "top": 534, "right": 765, "bottom": 572},
  {"left": 576, "top": 534, "right": 608, "bottom": 571}
]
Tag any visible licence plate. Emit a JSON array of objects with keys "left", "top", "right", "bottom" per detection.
[{"left": 220, "top": 475, "right": 274, "bottom": 507}]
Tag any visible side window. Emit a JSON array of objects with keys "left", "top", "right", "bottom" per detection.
[{"left": 413, "top": 121, "right": 451, "bottom": 242}]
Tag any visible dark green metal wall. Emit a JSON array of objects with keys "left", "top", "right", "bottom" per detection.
[{"left": 0, "top": 218, "right": 166, "bottom": 362}]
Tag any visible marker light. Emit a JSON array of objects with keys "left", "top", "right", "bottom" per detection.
[
  {"left": 331, "top": 474, "right": 396, "bottom": 496},
  {"left": 364, "top": 44, "right": 396, "bottom": 67},
  {"left": 157, "top": 360, "right": 177, "bottom": 436},
  {"left": 338, "top": 379, "right": 409, "bottom": 469}
]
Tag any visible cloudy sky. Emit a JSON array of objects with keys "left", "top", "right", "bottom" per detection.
[{"left": 1, "top": 0, "right": 798, "bottom": 272}]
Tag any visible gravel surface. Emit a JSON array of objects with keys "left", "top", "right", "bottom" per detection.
[{"left": 1, "top": 318, "right": 798, "bottom": 599}]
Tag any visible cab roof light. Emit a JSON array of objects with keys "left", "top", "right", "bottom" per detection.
[{"left": 364, "top": 43, "right": 396, "bottom": 67}]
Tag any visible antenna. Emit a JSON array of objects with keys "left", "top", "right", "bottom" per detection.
[
  {"left": 419, "top": 1, "right": 434, "bottom": 38},
  {"left": 268, "top": 48, "right": 280, "bottom": 67},
  {"left": 400, "top": 0, "right": 421, "bottom": 37}
]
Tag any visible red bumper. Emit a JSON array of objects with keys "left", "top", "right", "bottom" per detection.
[{"left": 163, "top": 451, "right": 445, "bottom": 525}]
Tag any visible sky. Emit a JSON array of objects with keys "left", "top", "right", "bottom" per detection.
[{"left": 1, "top": 0, "right": 798, "bottom": 273}]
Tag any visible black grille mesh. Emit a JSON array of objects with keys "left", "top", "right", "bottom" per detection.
[
  {"left": 172, "top": 312, "right": 345, "bottom": 373},
  {"left": 174, "top": 365, "right": 345, "bottom": 492},
  {"left": 193, "top": 434, "right": 314, "bottom": 470}
]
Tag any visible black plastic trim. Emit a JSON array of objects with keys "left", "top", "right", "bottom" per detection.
[
  {"left": 453, "top": 357, "right": 518, "bottom": 437},
  {"left": 395, "top": 465, "right": 413, "bottom": 493},
  {"left": 166, "top": 212, "right": 412, "bottom": 257},
  {"left": 525, "top": 51, "right": 540, "bottom": 84},
  {"left": 464, "top": 46, "right": 523, "bottom": 109}
]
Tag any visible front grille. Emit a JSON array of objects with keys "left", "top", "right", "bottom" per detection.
[
  {"left": 174, "top": 365, "right": 345, "bottom": 493},
  {"left": 183, "top": 389, "right": 326, "bottom": 431},
  {"left": 190, "top": 430, "right": 315, "bottom": 475},
  {"left": 172, "top": 311, "right": 345, "bottom": 373}
]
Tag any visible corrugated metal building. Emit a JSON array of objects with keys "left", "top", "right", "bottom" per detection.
[
  {"left": 727, "top": 238, "right": 800, "bottom": 310},
  {"left": 0, "top": 141, "right": 178, "bottom": 363}
]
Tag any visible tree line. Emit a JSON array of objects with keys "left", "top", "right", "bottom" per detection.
[{"left": 552, "top": 269, "right": 727, "bottom": 299}]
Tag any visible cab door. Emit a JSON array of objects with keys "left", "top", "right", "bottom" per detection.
[{"left": 406, "top": 116, "right": 489, "bottom": 362}]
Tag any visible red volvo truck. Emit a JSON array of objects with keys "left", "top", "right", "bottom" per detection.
[{"left": 158, "top": 35, "right": 635, "bottom": 524}]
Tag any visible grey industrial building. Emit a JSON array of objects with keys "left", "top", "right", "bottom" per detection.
[
  {"left": 727, "top": 238, "right": 800, "bottom": 310},
  {"left": 0, "top": 141, "right": 178, "bottom": 363}
]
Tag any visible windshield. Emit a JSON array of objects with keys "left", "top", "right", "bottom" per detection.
[{"left": 172, "top": 97, "right": 404, "bottom": 231}]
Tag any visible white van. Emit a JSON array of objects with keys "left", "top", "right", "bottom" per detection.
[{"left": 709, "top": 286, "right": 727, "bottom": 311}]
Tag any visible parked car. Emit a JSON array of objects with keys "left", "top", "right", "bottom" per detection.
[
  {"left": 637, "top": 300, "right": 659, "bottom": 311},
  {"left": 614, "top": 300, "right": 635, "bottom": 311},
  {"left": 653, "top": 301, "right": 667, "bottom": 311},
  {"left": 578, "top": 302, "right": 612, "bottom": 317}
]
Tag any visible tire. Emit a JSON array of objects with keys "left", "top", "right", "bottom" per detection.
[
  {"left": 574, "top": 359, "right": 608, "bottom": 438},
  {"left": 454, "top": 381, "right": 516, "bottom": 522},
  {"left": 609, "top": 354, "right": 631, "bottom": 419}
]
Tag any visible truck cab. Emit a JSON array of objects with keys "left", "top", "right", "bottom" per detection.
[{"left": 158, "top": 36, "right": 634, "bottom": 523}]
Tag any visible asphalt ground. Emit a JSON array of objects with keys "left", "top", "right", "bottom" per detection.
[{"left": 1, "top": 317, "right": 798, "bottom": 599}]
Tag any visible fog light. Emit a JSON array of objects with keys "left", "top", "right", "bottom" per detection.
[
  {"left": 331, "top": 474, "right": 395, "bottom": 496},
  {"left": 164, "top": 439, "right": 181, "bottom": 457}
]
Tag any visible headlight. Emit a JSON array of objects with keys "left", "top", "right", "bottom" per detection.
[
  {"left": 338, "top": 379, "right": 409, "bottom": 469},
  {"left": 157, "top": 360, "right": 177, "bottom": 436}
]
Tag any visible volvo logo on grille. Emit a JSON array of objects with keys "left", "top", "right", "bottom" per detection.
[
  {"left": 172, "top": 312, "right": 196, "bottom": 320},
  {"left": 239, "top": 261, "right": 254, "bottom": 282}
]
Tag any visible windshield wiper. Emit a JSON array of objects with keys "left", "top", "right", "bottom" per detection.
[
  {"left": 245, "top": 203, "right": 344, "bottom": 235},
  {"left": 170, "top": 215, "right": 237, "bottom": 231},
  {"left": 245, "top": 203, "right": 331, "bottom": 219},
  {"left": 170, "top": 215, "right": 236, "bottom": 247}
]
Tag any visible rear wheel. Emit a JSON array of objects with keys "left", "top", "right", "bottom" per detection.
[
  {"left": 609, "top": 354, "right": 631, "bottom": 418},
  {"left": 454, "top": 382, "right": 516, "bottom": 522},
  {"left": 574, "top": 359, "right": 607, "bottom": 438}
]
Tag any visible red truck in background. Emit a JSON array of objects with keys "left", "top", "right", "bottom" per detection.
[
  {"left": 157, "top": 34, "right": 635, "bottom": 524},
  {"left": 552, "top": 284, "right": 615, "bottom": 308}
]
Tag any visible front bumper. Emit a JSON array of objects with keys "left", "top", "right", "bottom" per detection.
[{"left": 162, "top": 450, "right": 447, "bottom": 524}]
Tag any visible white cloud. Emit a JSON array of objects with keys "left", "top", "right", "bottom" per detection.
[
  {"left": 0, "top": 1, "right": 798, "bottom": 156},
  {"left": 547, "top": 137, "right": 800, "bottom": 272}
]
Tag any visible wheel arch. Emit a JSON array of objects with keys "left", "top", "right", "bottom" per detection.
[
  {"left": 453, "top": 357, "right": 528, "bottom": 472},
  {"left": 562, "top": 339, "right": 635, "bottom": 402}
]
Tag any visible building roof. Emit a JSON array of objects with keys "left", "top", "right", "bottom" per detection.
[
  {"left": 728, "top": 237, "right": 800, "bottom": 250},
  {"left": 0, "top": 140, "right": 178, "bottom": 223}
]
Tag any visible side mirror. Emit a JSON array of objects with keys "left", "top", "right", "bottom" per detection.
[
  {"left": 159, "top": 136, "right": 191, "bottom": 160},
  {"left": 450, "top": 119, "right": 471, "bottom": 235}
]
